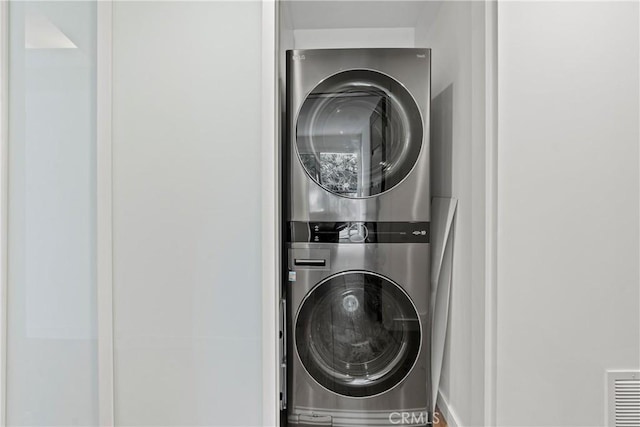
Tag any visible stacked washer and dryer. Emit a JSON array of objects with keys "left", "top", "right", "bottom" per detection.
[{"left": 284, "top": 48, "right": 432, "bottom": 427}]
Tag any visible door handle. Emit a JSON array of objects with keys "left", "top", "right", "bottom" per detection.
[{"left": 294, "top": 259, "right": 326, "bottom": 267}]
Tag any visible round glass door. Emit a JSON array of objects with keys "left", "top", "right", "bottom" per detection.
[
  {"left": 296, "top": 70, "right": 423, "bottom": 198},
  {"left": 295, "top": 272, "right": 421, "bottom": 397}
]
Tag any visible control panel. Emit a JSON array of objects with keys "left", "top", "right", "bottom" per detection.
[{"left": 288, "top": 221, "right": 430, "bottom": 243}]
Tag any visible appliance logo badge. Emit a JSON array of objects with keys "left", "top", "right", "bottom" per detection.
[
  {"left": 292, "top": 54, "right": 306, "bottom": 61},
  {"left": 288, "top": 271, "right": 297, "bottom": 282},
  {"left": 416, "top": 54, "right": 426, "bottom": 59}
]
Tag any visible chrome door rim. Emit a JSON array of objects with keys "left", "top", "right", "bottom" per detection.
[
  {"left": 294, "top": 69, "right": 424, "bottom": 199},
  {"left": 294, "top": 270, "right": 423, "bottom": 398}
]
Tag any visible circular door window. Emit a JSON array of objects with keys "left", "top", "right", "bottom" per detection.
[
  {"left": 296, "top": 70, "right": 423, "bottom": 198},
  {"left": 295, "top": 271, "right": 421, "bottom": 397}
]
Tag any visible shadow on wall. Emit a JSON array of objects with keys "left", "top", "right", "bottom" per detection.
[{"left": 430, "top": 84, "right": 453, "bottom": 199}]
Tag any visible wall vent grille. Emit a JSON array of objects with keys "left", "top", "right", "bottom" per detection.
[{"left": 608, "top": 371, "right": 640, "bottom": 427}]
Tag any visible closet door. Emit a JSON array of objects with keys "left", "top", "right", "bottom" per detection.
[
  {"left": 112, "top": 2, "right": 263, "bottom": 426},
  {"left": 6, "top": 1, "right": 99, "bottom": 425}
]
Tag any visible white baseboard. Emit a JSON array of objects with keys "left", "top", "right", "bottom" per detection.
[{"left": 436, "top": 391, "right": 462, "bottom": 427}]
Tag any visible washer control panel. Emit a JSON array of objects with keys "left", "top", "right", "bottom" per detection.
[{"left": 288, "top": 221, "right": 430, "bottom": 244}]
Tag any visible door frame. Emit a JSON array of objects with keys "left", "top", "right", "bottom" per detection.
[
  {"left": 260, "top": 2, "right": 500, "bottom": 427},
  {"left": 261, "top": 1, "right": 280, "bottom": 426},
  {"left": 97, "top": 1, "right": 115, "bottom": 426},
  {"left": 0, "top": 0, "right": 8, "bottom": 424}
]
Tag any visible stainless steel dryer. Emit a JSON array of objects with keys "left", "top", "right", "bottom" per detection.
[
  {"left": 286, "top": 223, "right": 431, "bottom": 426},
  {"left": 286, "top": 48, "right": 431, "bottom": 222}
]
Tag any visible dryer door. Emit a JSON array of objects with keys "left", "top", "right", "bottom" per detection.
[
  {"left": 296, "top": 70, "right": 423, "bottom": 198},
  {"left": 295, "top": 271, "right": 421, "bottom": 397}
]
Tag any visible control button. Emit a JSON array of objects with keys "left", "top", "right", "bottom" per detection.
[{"left": 348, "top": 223, "right": 368, "bottom": 243}]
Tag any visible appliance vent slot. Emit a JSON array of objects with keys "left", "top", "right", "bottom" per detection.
[{"left": 608, "top": 371, "right": 640, "bottom": 427}]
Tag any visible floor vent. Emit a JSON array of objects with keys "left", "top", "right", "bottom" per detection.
[{"left": 608, "top": 371, "right": 640, "bottom": 427}]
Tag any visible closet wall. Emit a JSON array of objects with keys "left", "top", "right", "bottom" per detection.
[{"left": 415, "top": 2, "right": 489, "bottom": 426}]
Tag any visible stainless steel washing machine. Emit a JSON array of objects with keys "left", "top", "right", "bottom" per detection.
[
  {"left": 285, "top": 224, "right": 431, "bottom": 426},
  {"left": 286, "top": 48, "right": 431, "bottom": 222}
]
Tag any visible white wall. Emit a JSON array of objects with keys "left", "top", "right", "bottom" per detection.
[
  {"left": 112, "top": 2, "right": 263, "bottom": 425},
  {"left": 497, "top": 2, "right": 640, "bottom": 426},
  {"left": 293, "top": 27, "right": 414, "bottom": 49},
  {"left": 416, "top": 2, "right": 488, "bottom": 426},
  {"left": 282, "top": 0, "right": 422, "bottom": 49}
]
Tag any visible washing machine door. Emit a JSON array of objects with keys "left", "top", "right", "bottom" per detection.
[
  {"left": 295, "top": 271, "right": 421, "bottom": 397},
  {"left": 296, "top": 70, "right": 423, "bottom": 198}
]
